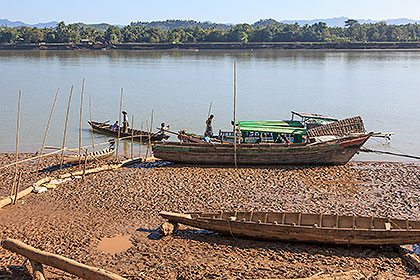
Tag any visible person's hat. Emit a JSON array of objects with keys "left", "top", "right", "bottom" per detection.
[{"left": 122, "top": 110, "right": 127, "bottom": 114}]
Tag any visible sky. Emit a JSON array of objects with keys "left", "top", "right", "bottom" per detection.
[{"left": 2, "top": 0, "right": 420, "bottom": 25}]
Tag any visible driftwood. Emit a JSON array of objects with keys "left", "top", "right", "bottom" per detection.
[
  {"left": 30, "top": 260, "right": 46, "bottom": 280},
  {"left": 2, "top": 238, "right": 126, "bottom": 280},
  {"left": 261, "top": 270, "right": 365, "bottom": 280},
  {"left": 395, "top": 245, "right": 420, "bottom": 271}
]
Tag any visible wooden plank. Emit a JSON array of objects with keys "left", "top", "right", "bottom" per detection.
[{"left": 2, "top": 238, "right": 127, "bottom": 280}]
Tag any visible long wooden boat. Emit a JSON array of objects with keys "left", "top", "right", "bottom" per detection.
[
  {"left": 152, "top": 133, "right": 372, "bottom": 166},
  {"left": 59, "top": 146, "right": 115, "bottom": 165},
  {"left": 160, "top": 211, "right": 420, "bottom": 246},
  {"left": 88, "top": 121, "right": 169, "bottom": 142}
]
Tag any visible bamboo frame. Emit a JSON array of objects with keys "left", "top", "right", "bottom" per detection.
[
  {"left": 37, "top": 88, "right": 60, "bottom": 172},
  {"left": 116, "top": 88, "right": 123, "bottom": 160},
  {"left": 131, "top": 115, "right": 134, "bottom": 159},
  {"left": 60, "top": 86, "right": 74, "bottom": 168},
  {"left": 233, "top": 61, "right": 237, "bottom": 168},
  {"left": 139, "top": 122, "right": 143, "bottom": 159},
  {"left": 88, "top": 91, "right": 95, "bottom": 152},
  {"left": 78, "top": 78, "right": 85, "bottom": 163}
]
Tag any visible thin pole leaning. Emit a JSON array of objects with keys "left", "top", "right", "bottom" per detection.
[
  {"left": 233, "top": 61, "right": 238, "bottom": 168},
  {"left": 88, "top": 91, "right": 95, "bottom": 152},
  {"left": 139, "top": 122, "right": 143, "bottom": 159},
  {"left": 145, "top": 120, "right": 151, "bottom": 159},
  {"left": 11, "top": 90, "right": 22, "bottom": 197},
  {"left": 15, "top": 90, "right": 22, "bottom": 170},
  {"left": 207, "top": 102, "right": 212, "bottom": 118},
  {"left": 60, "top": 85, "right": 74, "bottom": 169},
  {"left": 148, "top": 110, "right": 154, "bottom": 158},
  {"left": 130, "top": 115, "right": 134, "bottom": 159},
  {"left": 36, "top": 88, "right": 60, "bottom": 172},
  {"left": 116, "top": 88, "right": 123, "bottom": 161},
  {"left": 78, "top": 78, "right": 85, "bottom": 163}
]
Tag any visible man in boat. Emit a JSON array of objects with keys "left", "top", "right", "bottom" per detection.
[
  {"left": 122, "top": 111, "right": 129, "bottom": 133},
  {"left": 204, "top": 114, "right": 214, "bottom": 137},
  {"left": 160, "top": 123, "right": 170, "bottom": 136},
  {"left": 112, "top": 121, "right": 119, "bottom": 131}
]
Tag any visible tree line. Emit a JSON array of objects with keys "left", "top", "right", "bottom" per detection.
[{"left": 1, "top": 19, "right": 420, "bottom": 44}]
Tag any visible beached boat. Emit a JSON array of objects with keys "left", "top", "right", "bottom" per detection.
[
  {"left": 88, "top": 121, "right": 169, "bottom": 142},
  {"left": 59, "top": 146, "right": 116, "bottom": 165},
  {"left": 152, "top": 116, "right": 372, "bottom": 166},
  {"left": 160, "top": 211, "right": 420, "bottom": 246}
]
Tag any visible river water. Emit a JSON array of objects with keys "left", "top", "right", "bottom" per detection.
[{"left": 0, "top": 49, "right": 419, "bottom": 161}]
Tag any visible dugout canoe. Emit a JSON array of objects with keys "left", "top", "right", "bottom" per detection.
[
  {"left": 160, "top": 211, "right": 420, "bottom": 246},
  {"left": 88, "top": 120, "right": 169, "bottom": 142},
  {"left": 152, "top": 133, "right": 372, "bottom": 166},
  {"left": 59, "top": 146, "right": 115, "bottom": 165}
]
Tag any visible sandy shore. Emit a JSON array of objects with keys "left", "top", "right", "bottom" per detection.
[{"left": 1, "top": 153, "right": 420, "bottom": 279}]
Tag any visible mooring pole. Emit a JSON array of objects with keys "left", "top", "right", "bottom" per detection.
[
  {"left": 37, "top": 88, "right": 60, "bottom": 172},
  {"left": 78, "top": 79, "right": 85, "bottom": 164},
  {"left": 116, "top": 88, "right": 123, "bottom": 161},
  {"left": 131, "top": 115, "right": 134, "bottom": 159},
  {"left": 233, "top": 61, "right": 238, "bottom": 168},
  {"left": 60, "top": 86, "right": 74, "bottom": 169},
  {"left": 88, "top": 91, "right": 95, "bottom": 152}
]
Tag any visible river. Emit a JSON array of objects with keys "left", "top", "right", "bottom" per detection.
[{"left": 1, "top": 49, "right": 419, "bottom": 161}]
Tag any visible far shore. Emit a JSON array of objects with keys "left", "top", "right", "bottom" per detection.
[{"left": 1, "top": 42, "right": 420, "bottom": 51}]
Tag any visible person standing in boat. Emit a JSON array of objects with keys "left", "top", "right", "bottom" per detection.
[
  {"left": 204, "top": 114, "right": 214, "bottom": 137},
  {"left": 112, "top": 121, "right": 119, "bottom": 131},
  {"left": 160, "top": 122, "right": 170, "bottom": 136},
  {"left": 122, "top": 110, "right": 129, "bottom": 133}
]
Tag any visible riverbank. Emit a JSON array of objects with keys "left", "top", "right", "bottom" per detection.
[
  {"left": 1, "top": 153, "right": 420, "bottom": 279},
  {"left": 2, "top": 42, "right": 420, "bottom": 51}
]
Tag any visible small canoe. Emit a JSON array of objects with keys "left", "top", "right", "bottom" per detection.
[
  {"left": 59, "top": 146, "right": 115, "bottom": 165},
  {"left": 88, "top": 121, "right": 169, "bottom": 142},
  {"left": 160, "top": 211, "right": 420, "bottom": 246}
]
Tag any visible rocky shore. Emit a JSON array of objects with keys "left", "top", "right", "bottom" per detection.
[{"left": 0, "top": 153, "right": 420, "bottom": 279}]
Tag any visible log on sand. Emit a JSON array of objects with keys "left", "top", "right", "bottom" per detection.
[
  {"left": 2, "top": 238, "right": 127, "bottom": 280},
  {"left": 259, "top": 270, "right": 365, "bottom": 280},
  {"left": 0, "top": 177, "right": 51, "bottom": 209}
]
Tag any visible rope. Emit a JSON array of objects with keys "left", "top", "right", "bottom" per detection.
[{"left": 360, "top": 148, "right": 420, "bottom": 160}]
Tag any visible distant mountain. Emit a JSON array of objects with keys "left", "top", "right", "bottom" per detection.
[{"left": 0, "top": 18, "right": 58, "bottom": 28}]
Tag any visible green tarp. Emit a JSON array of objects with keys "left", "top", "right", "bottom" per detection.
[{"left": 236, "top": 120, "right": 306, "bottom": 135}]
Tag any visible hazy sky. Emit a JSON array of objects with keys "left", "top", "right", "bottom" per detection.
[{"left": 3, "top": 0, "right": 420, "bottom": 25}]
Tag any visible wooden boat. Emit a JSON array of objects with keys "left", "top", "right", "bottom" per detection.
[
  {"left": 160, "top": 211, "right": 420, "bottom": 246},
  {"left": 153, "top": 132, "right": 372, "bottom": 166},
  {"left": 153, "top": 116, "right": 372, "bottom": 166},
  {"left": 88, "top": 121, "right": 169, "bottom": 142},
  {"left": 59, "top": 146, "right": 115, "bottom": 165}
]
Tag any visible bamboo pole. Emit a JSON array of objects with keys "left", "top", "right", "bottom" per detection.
[
  {"left": 60, "top": 86, "right": 74, "bottom": 168},
  {"left": 116, "top": 88, "right": 123, "bottom": 161},
  {"left": 82, "top": 149, "right": 88, "bottom": 181},
  {"left": 88, "top": 91, "right": 95, "bottom": 152},
  {"left": 149, "top": 110, "right": 154, "bottom": 158},
  {"left": 15, "top": 90, "right": 22, "bottom": 167},
  {"left": 78, "top": 78, "right": 85, "bottom": 163},
  {"left": 13, "top": 171, "right": 22, "bottom": 205},
  {"left": 139, "top": 122, "right": 143, "bottom": 159},
  {"left": 233, "top": 61, "right": 238, "bottom": 168},
  {"left": 2, "top": 238, "right": 127, "bottom": 280},
  {"left": 37, "top": 88, "right": 60, "bottom": 172},
  {"left": 207, "top": 102, "right": 212, "bottom": 118},
  {"left": 131, "top": 115, "right": 134, "bottom": 159},
  {"left": 145, "top": 120, "right": 150, "bottom": 158}
]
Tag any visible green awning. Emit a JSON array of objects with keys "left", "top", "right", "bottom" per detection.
[
  {"left": 237, "top": 125, "right": 306, "bottom": 135},
  {"left": 236, "top": 120, "right": 304, "bottom": 128}
]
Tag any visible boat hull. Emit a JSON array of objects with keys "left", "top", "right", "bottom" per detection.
[
  {"left": 61, "top": 147, "right": 115, "bottom": 165},
  {"left": 152, "top": 134, "right": 372, "bottom": 166},
  {"left": 88, "top": 121, "right": 169, "bottom": 142},
  {"left": 160, "top": 211, "right": 420, "bottom": 246}
]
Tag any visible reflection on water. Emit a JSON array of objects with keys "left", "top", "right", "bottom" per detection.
[{"left": 1, "top": 49, "right": 420, "bottom": 162}]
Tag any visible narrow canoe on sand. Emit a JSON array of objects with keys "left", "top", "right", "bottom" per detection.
[
  {"left": 160, "top": 211, "right": 420, "bottom": 246},
  {"left": 59, "top": 146, "right": 115, "bottom": 165},
  {"left": 88, "top": 120, "right": 170, "bottom": 142}
]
